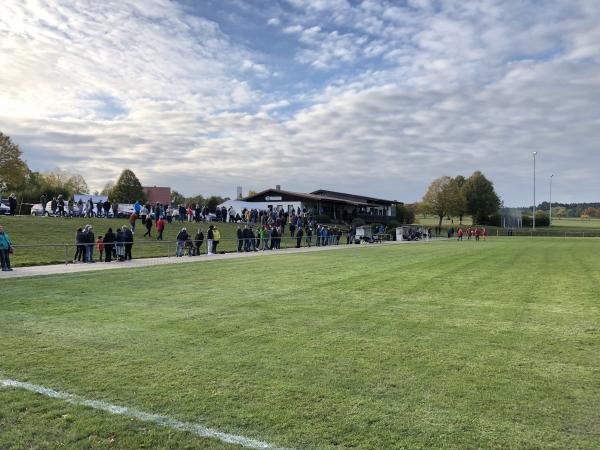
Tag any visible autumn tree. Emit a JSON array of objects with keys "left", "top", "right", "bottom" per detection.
[
  {"left": 0, "top": 132, "right": 29, "bottom": 191},
  {"left": 421, "top": 176, "right": 461, "bottom": 229},
  {"left": 100, "top": 181, "right": 114, "bottom": 196}
]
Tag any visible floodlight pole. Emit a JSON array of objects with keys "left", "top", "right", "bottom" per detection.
[
  {"left": 549, "top": 174, "right": 554, "bottom": 225},
  {"left": 532, "top": 151, "right": 537, "bottom": 231}
]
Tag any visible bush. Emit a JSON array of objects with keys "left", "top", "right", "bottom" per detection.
[
  {"left": 386, "top": 220, "right": 399, "bottom": 230},
  {"left": 316, "top": 215, "right": 331, "bottom": 224},
  {"left": 480, "top": 213, "right": 501, "bottom": 227},
  {"left": 351, "top": 218, "right": 365, "bottom": 226},
  {"left": 522, "top": 211, "right": 550, "bottom": 227}
]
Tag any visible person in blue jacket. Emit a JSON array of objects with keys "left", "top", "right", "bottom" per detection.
[
  {"left": 134, "top": 200, "right": 142, "bottom": 215},
  {"left": 0, "top": 225, "right": 13, "bottom": 271}
]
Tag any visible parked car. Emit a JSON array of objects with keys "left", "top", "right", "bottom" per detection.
[
  {"left": 30, "top": 203, "right": 47, "bottom": 216},
  {"left": 117, "top": 204, "right": 135, "bottom": 218},
  {"left": 0, "top": 200, "right": 10, "bottom": 215}
]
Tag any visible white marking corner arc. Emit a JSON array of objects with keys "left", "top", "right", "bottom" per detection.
[{"left": 1, "top": 378, "right": 293, "bottom": 450}]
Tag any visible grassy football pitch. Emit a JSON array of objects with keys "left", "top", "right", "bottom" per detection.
[{"left": 1, "top": 239, "right": 599, "bottom": 449}]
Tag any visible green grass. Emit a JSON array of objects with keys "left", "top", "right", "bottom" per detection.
[
  {"left": 550, "top": 217, "right": 600, "bottom": 229},
  {"left": 2, "top": 240, "right": 599, "bottom": 449},
  {"left": 0, "top": 216, "right": 319, "bottom": 267}
]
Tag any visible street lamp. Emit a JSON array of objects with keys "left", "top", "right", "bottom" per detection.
[
  {"left": 549, "top": 174, "right": 554, "bottom": 225},
  {"left": 533, "top": 151, "right": 538, "bottom": 230}
]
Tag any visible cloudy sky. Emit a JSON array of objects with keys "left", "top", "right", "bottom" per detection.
[{"left": 1, "top": 0, "right": 599, "bottom": 205}]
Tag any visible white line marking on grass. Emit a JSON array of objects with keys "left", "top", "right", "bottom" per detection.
[{"left": 1, "top": 378, "right": 293, "bottom": 450}]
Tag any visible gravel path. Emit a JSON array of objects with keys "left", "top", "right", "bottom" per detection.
[{"left": 0, "top": 240, "right": 438, "bottom": 279}]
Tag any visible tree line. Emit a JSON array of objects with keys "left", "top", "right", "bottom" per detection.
[
  {"left": 0, "top": 132, "right": 89, "bottom": 204},
  {"left": 420, "top": 171, "right": 501, "bottom": 228},
  {"left": 1, "top": 132, "right": 226, "bottom": 209}
]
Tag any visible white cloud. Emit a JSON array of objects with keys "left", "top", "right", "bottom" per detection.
[{"left": 1, "top": 0, "right": 600, "bottom": 204}]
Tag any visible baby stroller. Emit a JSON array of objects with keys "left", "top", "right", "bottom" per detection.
[{"left": 184, "top": 238, "right": 197, "bottom": 256}]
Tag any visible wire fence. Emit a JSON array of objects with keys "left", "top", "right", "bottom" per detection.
[
  {"left": 6, "top": 228, "right": 600, "bottom": 268},
  {"left": 492, "top": 229, "right": 600, "bottom": 238},
  {"left": 9, "top": 234, "right": 396, "bottom": 267}
]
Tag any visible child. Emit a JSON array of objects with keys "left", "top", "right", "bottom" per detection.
[{"left": 96, "top": 235, "right": 104, "bottom": 262}]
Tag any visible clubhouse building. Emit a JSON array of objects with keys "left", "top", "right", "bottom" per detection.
[{"left": 240, "top": 187, "right": 399, "bottom": 224}]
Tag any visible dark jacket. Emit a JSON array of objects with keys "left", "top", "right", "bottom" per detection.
[
  {"left": 176, "top": 230, "right": 188, "bottom": 241},
  {"left": 124, "top": 229, "right": 134, "bottom": 243},
  {"left": 103, "top": 231, "right": 116, "bottom": 244},
  {"left": 207, "top": 228, "right": 214, "bottom": 240},
  {"left": 76, "top": 230, "right": 86, "bottom": 244}
]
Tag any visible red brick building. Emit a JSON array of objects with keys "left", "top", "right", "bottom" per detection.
[{"left": 143, "top": 186, "right": 171, "bottom": 205}]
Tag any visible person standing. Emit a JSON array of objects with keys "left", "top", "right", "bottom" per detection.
[
  {"left": 96, "top": 235, "right": 104, "bottom": 262},
  {"left": 236, "top": 226, "right": 243, "bottom": 252},
  {"left": 85, "top": 225, "right": 94, "bottom": 263},
  {"left": 242, "top": 226, "right": 250, "bottom": 252},
  {"left": 0, "top": 225, "right": 13, "bottom": 271},
  {"left": 123, "top": 226, "right": 134, "bottom": 260},
  {"left": 156, "top": 216, "right": 165, "bottom": 240},
  {"left": 306, "top": 227, "right": 312, "bottom": 247},
  {"left": 103, "top": 228, "right": 116, "bottom": 262},
  {"left": 74, "top": 228, "right": 85, "bottom": 262},
  {"left": 40, "top": 194, "right": 47, "bottom": 216},
  {"left": 207, "top": 225, "right": 214, "bottom": 255},
  {"left": 212, "top": 226, "right": 221, "bottom": 253},
  {"left": 115, "top": 228, "right": 125, "bottom": 261},
  {"left": 262, "top": 225, "right": 271, "bottom": 250},
  {"left": 144, "top": 215, "right": 153, "bottom": 238},
  {"left": 176, "top": 227, "right": 188, "bottom": 257},
  {"left": 194, "top": 229, "right": 204, "bottom": 255},
  {"left": 103, "top": 200, "right": 111, "bottom": 218},
  {"left": 296, "top": 227, "right": 304, "bottom": 248},
  {"left": 8, "top": 193, "right": 17, "bottom": 216}
]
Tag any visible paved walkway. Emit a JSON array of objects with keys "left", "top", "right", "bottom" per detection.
[{"left": 0, "top": 240, "right": 440, "bottom": 280}]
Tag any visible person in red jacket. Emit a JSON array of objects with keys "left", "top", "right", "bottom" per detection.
[
  {"left": 457, "top": 228, "right": 463, "bottom": 241},
  {"left": 475, "top": 227, "right": 482, "bottom": 241},
  {"left": 156, "top": 216, "right": 165, "bottom": 241},
  {"left": 96, "top": 236, "right": 104, "bottom": 262}
]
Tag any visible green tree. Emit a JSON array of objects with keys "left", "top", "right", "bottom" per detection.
[
  {"left": 0, "top": 132, "right": 29, "bottom": 191},
  {"left": 449, "top": 175, "right": 468, "bottom": 223},
  {"left": 463, "top": 171, "right": 501, "bottom": 224},
  {"left": 170, "top": 190, "right": 185, "bottom": 206},
  {"left": 110, "top": 169, "right": 145, "bottom": 203},
  {"left": 206, "top": 195, "right": 224, "bottom": 212},
  {"left": 421, "top": 176, "right": 461, "bottom": 229}
]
